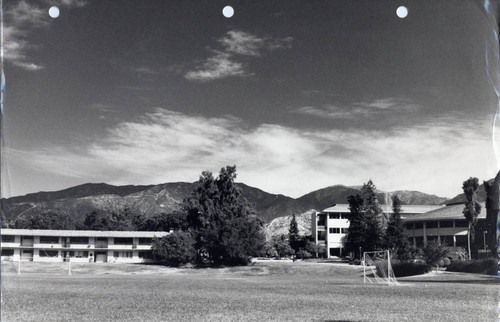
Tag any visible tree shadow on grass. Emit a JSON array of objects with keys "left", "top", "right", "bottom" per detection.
[{"left": 399, "top": 274, "right": 500, "bottom": 285}]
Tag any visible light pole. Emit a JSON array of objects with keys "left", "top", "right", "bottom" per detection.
[{"left": 483, "top": 231, "right": 487, "bottom": 251}]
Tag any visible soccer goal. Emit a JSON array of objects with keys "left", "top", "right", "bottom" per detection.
[
  {"left": 3, "top": 254, "right": 73, "bottom": 276},
  {"left": 363, "top": 250, "right": 399, "bottom": 286}
]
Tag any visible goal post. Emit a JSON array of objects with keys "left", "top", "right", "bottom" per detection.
[{"left": 363, "top": 250, "right": 399, "bottom": 286}]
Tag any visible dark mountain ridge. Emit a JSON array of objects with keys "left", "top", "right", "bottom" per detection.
[{"left": 1, "top": 182, "right": 449, "bottom": 224}]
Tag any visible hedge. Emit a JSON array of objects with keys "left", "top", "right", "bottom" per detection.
[
  {"left": 376, "top": 260, "right": 430, "bottom": 277},
  {"left": 446, "top": 258, "right": 497, "bottom": 275}
]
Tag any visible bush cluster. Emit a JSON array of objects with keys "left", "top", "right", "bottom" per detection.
[
  {"left": 376, "top": 260, "right": 430, "bottom": 277},
  {"left": 446, "top": 258, "right": 497, "bottom": 275}
]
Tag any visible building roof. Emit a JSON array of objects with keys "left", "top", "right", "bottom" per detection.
[
  {"left": 402, "top": 202, "right": 487, "bottom": 222},
  {"left": 320, "top": 204, "right": 444, "bottom": 214},
  {"left": 0, "top": 229, "right": 170, "bottom": 238}
]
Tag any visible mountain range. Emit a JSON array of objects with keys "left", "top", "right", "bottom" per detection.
[{"left": 1, "top": 182, "right": 450, "bottom": 224}]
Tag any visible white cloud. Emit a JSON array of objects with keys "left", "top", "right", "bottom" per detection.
[
  {"left": 185, "top": 30, "right": 293, "bottom": 81},
  {"left": 184, "top": 52, "right": 249, "bottom": 81},
  {"left": 12, "top": 61, "right": 45, "bottom": 71},
  {"left": 3, "top": 0, "right": 86, "bottom": 71},
  {"left": 6, "top": 108, "right": 496, "bottom": 198},
  {"left": 295, "top": 98, "right": 420, "bottom": 119}
]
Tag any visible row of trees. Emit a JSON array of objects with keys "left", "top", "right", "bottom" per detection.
[
  {"left": 342, "top": 180, "right": 411, "bottom": 260},
  {"left": 342, "top": 177, "right": 497, "bottom": 262}
]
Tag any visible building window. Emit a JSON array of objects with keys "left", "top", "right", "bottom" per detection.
[
  {"left": 405, "top": 223, "right": 413, "bottom": 230},
  {"left": 318, "top": 231, "right": 327, "bottom": 241},
  {"left": 2, "top": 235, "right": 15, "bottom": 243},
  {"left": 414, "top": 223, "right": 423, "bottom": 229},
  {"left": 70, "top": 237, "right": 89, "bottom": 244},
  {"left": 114, "top": 238, "right": 133, "bottom": 245},
  {"left": 123, "top": 251, "right": 133, "bottom": 258},
  {"left": 427, "top": 236, "right": 439, "bottom": 244},
  {"left": 329, "top": 214, "right": 340, "bottom": 219},
  {"left": 1, "top": 249, "right": 14, "bottom": 256},
  {"left": 114, "top": 251, "right": 119, "bottom": 258},
  {"left": 340, "top": 213, "right": 348, "bottom": 219},
  {"left": 341, "top": 228, "right": 348, "bottom": 234},
  {"left": 440, "top": 235, "right": 452, "bottom": 245},
  {"left": 138, "top": 251, "right": 153, "bottom": 259},
  {"left": 415, "top": 237, "right": 424, "bottom": 247},
  {"left": 439, "top": 221, "right": 453, "bottom": 228},
  {"left": 455, "top": 220, "right": 468, "bottom": 228},
  {"left": 39, "top": 250, "right": 59, "bottom": 257},
  {"left": 426, "top": 222, "right": 438, "bottom": 229},
  {"left": 455, "top": 235, "right": 468, "bottom": 247},
  {"left": 69, "top": 251, "right": 88, "bottom": 258},
  {"left": 317, "top": 214, "right": 326, "bottom": 226},
  {"left": 40, "top": 236, "right": 60, "bottom": 244},
  {"left": 329, "top": 248, "right": 341, "bottom": 256},
  {"left": 139, "top": 238, "right": 152, "bottom": 245},
  {"left": 329, "top": 228, "right": 340, "bottom": 234}
]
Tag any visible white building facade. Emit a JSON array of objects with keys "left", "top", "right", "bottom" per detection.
[
  {"left": 0, "top": 229, "right": 169, "bottom": 263},
  {"left": 312, "top": 204, "right": 444, "bottom": 258}
]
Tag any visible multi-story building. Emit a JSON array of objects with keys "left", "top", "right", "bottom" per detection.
[
  {"left": 311, "top": 204, "right": 444, "bottom": 258},
  {"left": 0, "top": 229, "right": 169, "bottom": 263},
  {"left": 403, "top": 202, "right": 487, "bottom": 248}
]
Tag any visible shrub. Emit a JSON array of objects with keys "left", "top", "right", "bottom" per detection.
[
  {"left": 376, "top": 260, "right": 430, "bottom": 277},
  {"left": 296, "top": 250, "right": 312, "bottom": 259},
  {"left": 151, "top": 231, "right": 197, "bottom": 267},
  {"left": 442, "top": 258, "right": 451, "bottom": 267},
  {"left": 446, "top": 258, "right": 497, "bottom": 275},
  {"left": 422, "top": 241, "right": 449, "bottom": 268}
]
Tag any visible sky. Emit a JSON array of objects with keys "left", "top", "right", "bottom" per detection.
[{"left": 1, "top": 0, "right": 500, "bottom": 199}]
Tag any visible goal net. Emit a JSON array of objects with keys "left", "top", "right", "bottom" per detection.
[
  {"left": 363, "top": 250, "right": 399, "bottom": 286},
  {"left": 2, "top": 253, "right": 73, "bottom": 276}
]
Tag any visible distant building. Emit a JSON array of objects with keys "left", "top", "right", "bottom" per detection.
[
  {"left": 0, "top": 229, "right": 169, "bottom": 263},
  {"left": 311, "top": 204, "right": 444, "bottom": 258},
  {"left": 403, "top": 202, "right": 487, "bottom": 248}
]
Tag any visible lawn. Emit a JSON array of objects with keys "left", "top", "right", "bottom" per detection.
[{"left": 1, "top": 261, "right": 499, "bottom": 321}]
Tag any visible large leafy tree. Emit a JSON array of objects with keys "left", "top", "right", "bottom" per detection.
[
  {"left": 384, "top": 195, "right": 411, "bottom": 259},
  {"left": 462, "top": 177, "right": 482, "bottom": 260},
  {"left": 136, "top": 212, "right": 187, "bottom": 231},
  {"left": 14, "top": 211, "right": 75, "bottom": 230},
  {"left": 184, "top": 166, "right": 265, "bottom": 266},
  {"left": 152, "top": 231, "right": 197, "bottom": 267}
]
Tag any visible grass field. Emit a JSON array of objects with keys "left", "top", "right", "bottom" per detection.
[{"left": 1, "top": 260, "right": 499, "bottom": 321}]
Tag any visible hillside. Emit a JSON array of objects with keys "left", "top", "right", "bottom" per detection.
[
  {"left": 264, "top": 210, "right": 315, "bottom": 240},
  {"left": 1, "top": 182, "right": 448, "bottom": 225},
  {"left": 444, "top": 183, "right": 488, "bottom": 205}
]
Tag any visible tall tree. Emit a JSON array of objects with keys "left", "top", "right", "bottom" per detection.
[
  {"left": 184, "top": 166, "right": 265, "bottom": 266},
  {"left": 484, "top": 172, "right": 500, "bottom": 259},
  {"left": 344, "top": 194, "right": 367, "bottom": 259},
  {"left": 384, "top": 195, "right": 411, "bottom": 259},
  {"left": 288, "top": 214, "right": 301, "bottom": 253},
  {"left": 360, "top": 180, "right": 383, "bottom": 250},
  {"left": 462, "top": 177, "right": 482, "bottom": 260}
]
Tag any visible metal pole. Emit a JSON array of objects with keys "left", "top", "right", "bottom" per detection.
[
  {"left": 484, "top": 231, "right": 487, "bottom": 251},
  {"left": 387, "top": 250, "right": 390, "bottom": 286},
  {"left": 68, "top": 259, "right": 71, "bottom": 276},
  {"left": 363, "top": 252, "right": 366, "bottom": 284},
  {"left": 17, "top": 259, "right": 20, "bottom": 274}
]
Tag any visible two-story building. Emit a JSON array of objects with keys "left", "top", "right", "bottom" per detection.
[
  {"left": 0, "top": 229, "right": 169, "bottom": 263},
  {"left": 402, "top": 202, "right": 487, "bottom": 248},
  {"left": 312, "top": 204, "right": 444, "bottom": 258}
]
